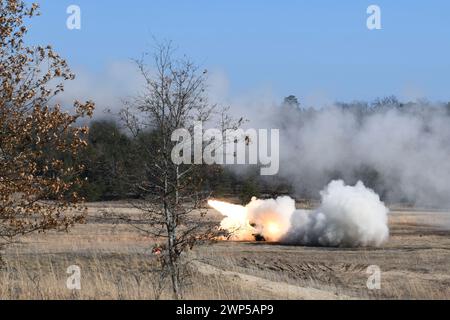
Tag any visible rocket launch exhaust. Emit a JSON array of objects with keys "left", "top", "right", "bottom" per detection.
[{"left": 209, "top": 180, "right": 389, "bottom": 247}]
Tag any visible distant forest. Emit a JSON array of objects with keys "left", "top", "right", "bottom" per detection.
[{"left": 77, "top": 96, "right": 450, "bottom": 204}]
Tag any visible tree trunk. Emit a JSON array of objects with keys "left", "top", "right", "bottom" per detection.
[
  {"left": 175, "top": 166, "right": 180, "bottom": 205},
  {"left": 164, "top": 194, "right": 181, "bottom": 299}
]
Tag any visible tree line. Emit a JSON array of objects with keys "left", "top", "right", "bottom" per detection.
[{"left": 77, "top": 96, "right": 450, "bottom": 204}]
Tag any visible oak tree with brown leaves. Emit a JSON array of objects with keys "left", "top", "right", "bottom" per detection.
[{"left": 0, "top": 1, "right": 94, "bottom": 251}]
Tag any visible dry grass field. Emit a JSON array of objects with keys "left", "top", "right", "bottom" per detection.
[{"left": 1, "top": 202, "right": 449, "bottom": 300}]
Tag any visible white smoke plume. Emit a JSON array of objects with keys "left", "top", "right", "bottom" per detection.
[
  {"left": 228, "top": 100, "right": 450, "bottom": 208},
  {"left": 283, "top": 180, "right": 389, "bottom": 247},
  {"left": 209, "top": 180, "right": 389, "bottom": 247}
]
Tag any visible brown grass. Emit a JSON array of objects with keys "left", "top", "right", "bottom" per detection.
[{"left": 0, "top": 203, "right": 449, "bottom": 300}]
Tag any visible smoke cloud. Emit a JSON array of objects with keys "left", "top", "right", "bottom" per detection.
[
  {"left": 207, "top": 67, "right": 450, "bottom": 208},
  {"left": 210, "top": 180, "right": 389, "bottom": 247},
  {"left": 283, "top": 180, "right": 389, "bottom": 247},
  {"left": 235, "top": 100, "right": 450, "bottom": 208}
]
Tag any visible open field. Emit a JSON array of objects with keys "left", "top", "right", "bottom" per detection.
[{"left": 1, "top": 202, "right": 449, "bottom": 300}]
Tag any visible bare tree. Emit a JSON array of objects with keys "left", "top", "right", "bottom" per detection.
[
  {"left": 0, "top": 1, "right": 94, "bottom": 252},
  {"left": 115, "top": 41, "right": 240, "bottom": 299}
]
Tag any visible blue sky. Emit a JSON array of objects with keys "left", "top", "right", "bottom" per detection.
[{"left": 25, "top": 1, "right": 450, "bottom": 105}]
